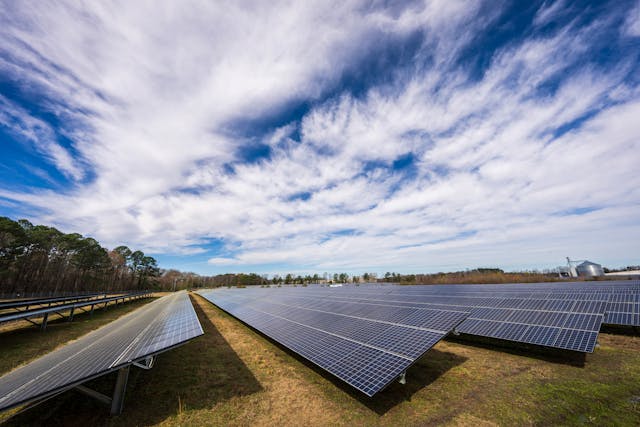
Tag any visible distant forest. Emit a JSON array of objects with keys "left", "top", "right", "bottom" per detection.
[{"left": 0, "top": 217, "right": 159, "bottom": 297}]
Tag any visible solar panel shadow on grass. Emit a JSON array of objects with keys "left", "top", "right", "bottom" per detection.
[
  {"left": 0, "top": 291, "right": 203, "bottom": 412},
  {"left": 196, "top": 289, "right": 469, "bottom": 397}
]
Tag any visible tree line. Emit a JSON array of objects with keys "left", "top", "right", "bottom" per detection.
[
  {"left": 0, "top": 217, "right": 159, "bottom": 297},
  {"left": 183, "top": 268, "right": 567, "bottom": 289}
]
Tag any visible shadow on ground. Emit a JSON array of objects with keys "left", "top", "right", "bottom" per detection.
[
  {"left": 2, "top": 295, "right": 262, "bottom": 427},
  {"left": 600, "top": 324, "right": 640, "bottom": 337},
  {"left": 445, "top": 334, "right": 587, "bottom": 367}
]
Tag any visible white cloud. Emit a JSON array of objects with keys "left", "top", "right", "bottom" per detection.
[
  {"left": 533, "top": 0, "right": 567, "bottom": 27},
  {"left": 624, "top": 0, "right": 640, "bottom": 37},
  {"left": 0, "top": 1, "right": 639, "bottom": 273}
]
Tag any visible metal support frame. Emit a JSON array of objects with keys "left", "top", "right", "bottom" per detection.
[
  {"left": 398, "top": 371, "right": 406, "bottom": 385},
  {"left": 110, "top": 365, "right": 130, "bottom": 415},
  {"left": 22, "top": 317, "right": 39, "bottom": 327},
  {"left": 70, "top": 358, "right": 157, "bottom": 416},
  {"left": 75, "top": 385, "right": 112, "bottom": 406},
  {"left": 72, "top": 365, "right": 131, "bottom": 416},
  {"left": 132, "top": 356, "right": 155, "bottom": 370},
  {"left": 2, "top": 292, "right": 151, "bottom": 332}
]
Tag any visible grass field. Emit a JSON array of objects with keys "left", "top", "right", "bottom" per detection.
[{"left": 2, "top": 293, "right": 640, "bottom": 426}]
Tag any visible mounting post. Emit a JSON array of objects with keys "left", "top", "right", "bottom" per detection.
[
  {"left": 452, "top": 329, "right": 460, "bottom": 336},
  {"left": 398, "top": 371, "right": 406, "bottom": 385},
  {"left": 41, "top": 313, "right": 49, "bottom": 330},
  {"left": 110, "top": 365, "right": 130, "bottom": 415}
]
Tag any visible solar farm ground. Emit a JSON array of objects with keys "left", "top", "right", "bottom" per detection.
[{"left": 2, "top": 293, "right": 640, "bottom": 426}]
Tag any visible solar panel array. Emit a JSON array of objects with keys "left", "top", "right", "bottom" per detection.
[
  {"left": 379, "top": 281, "right": 640, "bottom": 328},
  {"left": 197, "top": 289, "right": 468, "bottom": 396},
  {"left": 0, "top": 291, "right": 203, "bottom": 412},
  {"left": 0, "top": 293, "right": 107, "bottom": 311},
  {"left": 196, "top": 280, "right": 640, "bottom": 396},
  {"left": 304, "top": 285, "right": 609, "bottom": 353},
  {"left": 604, "top": 291, "right": 640, "bottom": 326},
  {"left": 0, "top": 291, "right": 152, "bottom": 328}
]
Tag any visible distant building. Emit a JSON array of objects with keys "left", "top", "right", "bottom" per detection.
[{"left": 605, "top": 270, "right": 640, "bottom": 279}]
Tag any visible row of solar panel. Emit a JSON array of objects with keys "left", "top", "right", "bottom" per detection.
[
  {"left": 273, "top": 290, "right": 606, "bottom": 320},
  {"left": 0, "top": 291, "right": 153, "bottom": 327},
  {"left": 381, "top": 280, "right": 640, "bottom": 292},
  {"left": 212, "top": 295, "right": 467, "bottom": 358},
  {"left": 237, "top": 292, "right": 603, "bottom": 352},
  {"left": 209, "top": 285, "right": 609, "bottom": 352},
  {"left": 0, "top": 293, "right": 108, "bottom": 311},
  {"left": 0, "top": 292, "right": 203, "bottom": 413},
  {"left": 195, "top": 285, "right": 618, "bottom": 397},
  {"left": 199, "top": 290, "right": 468, "bottom": 396},
  {"left": 456, "top": 319, "right": 598, "bottom": 352},
  {"left": 267, "top": 282, "right": 640, "bottom": 327}
]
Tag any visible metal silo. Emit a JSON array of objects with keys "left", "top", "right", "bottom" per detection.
[{"left": 576, "top": 261, "right": 604, "bottom": 277}]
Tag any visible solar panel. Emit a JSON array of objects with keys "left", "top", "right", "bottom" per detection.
[
  {"left": 0, "top": 291, "right": 203, "bottom": 413},
  {"left": 197, "top": 280, "right": 638, "bottom": 396},
  {"left": 196, "top": 288, "right": 468, "bottom": 396}
]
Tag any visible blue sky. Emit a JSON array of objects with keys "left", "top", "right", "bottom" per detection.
[{"left": 1, "top": 0, "right": 639, "bottom": 276}]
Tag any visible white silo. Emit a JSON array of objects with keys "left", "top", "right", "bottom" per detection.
[{"left": 576, "top": 261, "right": 604, "bottom": 277}]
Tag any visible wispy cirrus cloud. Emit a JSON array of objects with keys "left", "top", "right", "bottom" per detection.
[{"left": 0, "top": 0, "right": 639, "bottom": 274}]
